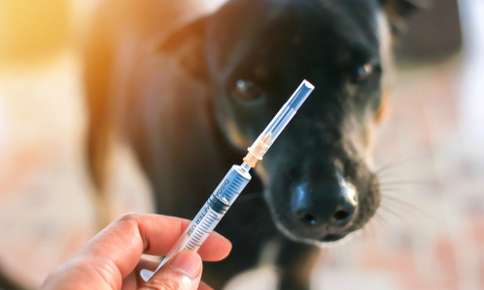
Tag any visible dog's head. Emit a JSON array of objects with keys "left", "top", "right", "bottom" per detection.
[{"left": 157, "top": 0, "right": 420, "bottom": 245}]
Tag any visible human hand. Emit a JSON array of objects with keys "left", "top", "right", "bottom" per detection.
[{"left": 41, "top": 214, "right": 232, "bottom": 290}]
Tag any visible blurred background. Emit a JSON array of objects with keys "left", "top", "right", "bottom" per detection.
[{"left": 0, "top": 0, "right": 483, "bottom": 289}]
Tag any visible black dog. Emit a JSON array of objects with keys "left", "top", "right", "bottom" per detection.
[{"left": 85, "top": 0, "right": 420, "bottom": 289}]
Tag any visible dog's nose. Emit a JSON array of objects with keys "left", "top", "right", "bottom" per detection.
[{"left": 291, "top": 178, "right": 357, "bottom": 230}]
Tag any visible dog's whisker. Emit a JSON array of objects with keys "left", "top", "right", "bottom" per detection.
[
  {"left": 374, "top": 151, "right": 422, "bottom": 172},
  {"left": 381, "top": 204, "right": 425, "bottom": 219},
  {"left": 379, "top": 184, "right": 429, "bottom": 190},
  {"left": 378, "top": 178, "right": 431, "bottom": 186},
  {"left": 379, "top": 186, "right": 416, "bottom": 192},
  {"left": 379, "top": 183, "right": 428, "bottom": 189},
  {"left": 382, "top": 199, "right": 421, "bottom": 211},
  {"left": 374, "top": 164, "right": 406, "bottom": 177},
  {"left": 379, "top": 184, "right": 428, "bottom": 192},
  {"left": 380, "top": 193, "right": 436, "bottom": 221},
  {"left": 379, "top": 188, "right": 411, "bottom": 194},
  {"left": 382, "top": 194, "right": 419, "bottom": 206},
  {"left": 378, "top": 188, "right": 424, "bottom": 197},
  {"left": 379, "top": 205, "right": 404, "bottom": 220}
]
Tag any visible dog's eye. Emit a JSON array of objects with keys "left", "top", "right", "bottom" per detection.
[
  {"left": 351, "top": 62, "right": 381, "bottom": 83},
  {"left": 233, "top": 80, "right": 264, "bottom": 102}
]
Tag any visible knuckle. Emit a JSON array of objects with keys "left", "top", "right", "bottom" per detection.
[
  {"left": 143, "top": 277, "right": 181, "bottom": 290},
  {"left": 117, "top": 213, "right": 140, "bottom": 225},
  {"left": 41, "top": 272, "right": 57, "bottom": 288}
]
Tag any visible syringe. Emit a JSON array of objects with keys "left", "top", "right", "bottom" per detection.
[{"left": 140, "top": 80, "right": 315, "bottom": 282}]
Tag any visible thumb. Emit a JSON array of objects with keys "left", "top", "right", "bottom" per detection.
[{"left": 139, "top": 251, "right": 203, "bottom": 290}]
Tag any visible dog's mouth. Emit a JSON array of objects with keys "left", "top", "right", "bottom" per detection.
[
  {"left": 273, "top": 220, "right": 354, "bottom": 247},
  {"left": 321, "top": 233, "right": 346, "bottom": 242}
]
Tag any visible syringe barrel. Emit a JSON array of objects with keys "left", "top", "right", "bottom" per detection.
[
  {"left": 183, "top": 164, "right": 251, "bottom": 249},
  {"left": 212, "top": 165, "right": 252, "bottom": 205},
  {"left": 151, "top": 165, "right": 251, "bottom": 269}
]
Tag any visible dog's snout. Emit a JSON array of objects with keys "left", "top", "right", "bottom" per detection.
[{"left": 290, "top": 176, "right": 358, "bottom": 233}]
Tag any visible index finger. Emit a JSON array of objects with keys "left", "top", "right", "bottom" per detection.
[{"left": 80, "top": 213, "right": 232, "bottom": 278}]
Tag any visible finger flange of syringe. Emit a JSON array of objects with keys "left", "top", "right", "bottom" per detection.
[{"left": 140, "top": 80, "right": 314, "bottom": 282}]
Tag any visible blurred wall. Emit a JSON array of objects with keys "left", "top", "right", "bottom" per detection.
[
  {"left": 459, "top": 0, "right": 484, "bottom": 160},
  {"left": 0, "top": 0, "right": 72, "bottom": 68},
  {"left": 396, "top": 0, "right": 462, "bottom": 63}
]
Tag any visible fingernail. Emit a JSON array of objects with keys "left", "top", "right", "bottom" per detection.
[{"left": 169, "top": 251, "right": 202, "bottom": 279}]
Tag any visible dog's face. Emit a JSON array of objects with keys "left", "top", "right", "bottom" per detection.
[{"left": 159, "top": 0, "right": 418, "bottom": 245}]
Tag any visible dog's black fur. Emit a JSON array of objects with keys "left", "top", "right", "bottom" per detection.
[{"left": 84, "top": 0, "right": 420, "bottom": 289}]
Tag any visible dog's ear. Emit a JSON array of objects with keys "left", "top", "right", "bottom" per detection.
[
  {"left": 155, "top": 16, "right": 208, "bottom": 80},
  {"left": 381, "top": 0, "right": 428, "bottom": 34}
]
